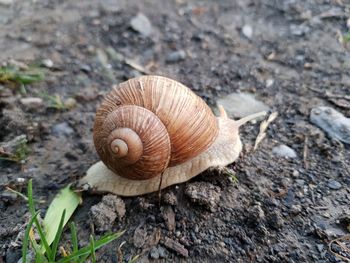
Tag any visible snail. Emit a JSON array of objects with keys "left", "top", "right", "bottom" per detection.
[{"left": 79, "top": 75, "right": 266, "bottom": 196}]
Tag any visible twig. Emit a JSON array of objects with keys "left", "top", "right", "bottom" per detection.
[{"left": 328, "top": 235, "right": 350, "bottom": 262}]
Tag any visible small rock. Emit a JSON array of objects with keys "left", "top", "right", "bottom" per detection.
[
  {"left": 266, "top": 79, "right": 274, "bottom": 88},
  {"left": 185, "top": 182, "right": 221, "bottom": 212},
  {"left": 284, "top": 189, "right": 295, "bottom": 208},
  {"left": 165, "top": 50, "right": 186, "bottom": 63},
  {"left": 0, "top": 191, "right": 18, "bottom": 204},
  {"left": 99, "top": 0, "right": 119, "bottom": 13},
  {"left": 79, "top": 64, "right": 91, "bottom": 73},
  {"left": 242, "top": 24, "right": 253, "bottom": 39},
  {"left": 149, "top": 246, "right": 167, "bottom": 259},
  {"left": 290, "top": 204, "right": 302, "bottom": 215},
  {"left": 133, "top": 226, "right": 147, "bottom": 248},
  {"left": 327, "top": 180, "right": 342, "bottom": 190},
  {"left": 217, "top": 92, "right": 270, "bottom": 118},
  {"left": 310, "top": 106, "right": 350, "bottom": 144},
  {"left": 272, "top": 145, "right": 297, "bottom": 158},
  {"left": 63, "top": 98, "right": 77, "bottom": 109},
  {"left": 90, "top": 194, "right": 125, "bottom": 232},
  {"left": 316, "top": 244, "right": 324, "bottom": 253},
  {"left": 267, "top": 211, "right": 284, "bottom": 230},
  {"left": 149, "top": 247, "right": 159, "bottom": 259},
  {"left": 130, "top": 13, "right": 153, "bottom": 37},
  {"left": 41, "top": 59, "right": 53, "bottom": 68},
  {"left": 161, "top": 206, "right": 175, "bottom": 231},
  {"left": 0, "top": 0, "right": 13, "bottom": 6},
  {"left": 164, "top": 237, "right": 188, "bottom": 257},
  {"left": 247, "top": 204, "right": 265, "bottom": 225},
  {"left": 20, "top": 97, "right": 43, "bottom": 110},
  {"left": 295, "top": 179, "right": 305, "bottom": 186},
  {"left": 52, "top": 122, "right": 74, "bottom": 137},
  {"left": 158, "top": 246, "right": 167, "bottom": 258},
  {"left": 163, "top": 191, "right": 177, "bottom": 206}
]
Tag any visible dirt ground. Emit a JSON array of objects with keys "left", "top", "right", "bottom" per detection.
[{"left": 1, "top": 0, "right": 350, "bottom": 262}]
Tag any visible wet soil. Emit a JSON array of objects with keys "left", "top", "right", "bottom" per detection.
[{"left": 1, "top": 0, "right": 350, "bottom": 262}]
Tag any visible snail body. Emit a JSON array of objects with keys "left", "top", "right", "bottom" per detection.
[{"left": 80, "top": 75, "right": 265, "bottom": 196}]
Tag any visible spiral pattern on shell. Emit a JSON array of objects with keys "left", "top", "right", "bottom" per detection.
[{"left": 93, "top": 75, "right": 219, "bottom": 180}]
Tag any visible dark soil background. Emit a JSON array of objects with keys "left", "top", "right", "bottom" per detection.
[{"left": 1, "top": 0, "right": 350, "bottom": 262}]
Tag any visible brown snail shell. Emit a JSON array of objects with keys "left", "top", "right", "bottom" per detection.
[
  {"left": 80, "top": 75, "right": 266, "bottom": 196},
  {"left": 93, "top": 75, "right": 218, "bottom": 180}
]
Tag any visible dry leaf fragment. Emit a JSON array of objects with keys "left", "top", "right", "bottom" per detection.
[{"left": 254, "top": 112, "right": 278, "bottom": 151}]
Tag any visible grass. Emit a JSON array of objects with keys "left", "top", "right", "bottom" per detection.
[
  {"left": 40, "top": 92, "right": 68, "bottom": 110},
  {"left": 222, "top": 168, "right": 239, "bottom": 185},
  {"left": 0, "top": 136, "right": 29, "bottom": 163},
  {"left": 0, "top": 65, "right": 45, "bottom": 94},
  {"left": 22, "top": 179, "right": 125, "bottom": 263},
  {"left": 344, "top": 31, "right": 350, "bottom": 43}
]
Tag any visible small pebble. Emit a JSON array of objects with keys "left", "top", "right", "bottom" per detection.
[
  {"left": 266, "top": 79, "right": 274, "bottom": 87},
  {"left": 64, "top": 98, "right": 77, "bottom": 109},
  {"left": 166, "top": 50, "right": 186, "bottom": 63},
  {"left": 216, "top": 92, "right": 269, "bottom": 118},
  {"left": 310, "top": 106, "right": 350, "bottom": 144},
  {"left": 130, "top": 13, "right": 153, "bottom": 37},
  {"left": 20, "top": 97, "right": 43, "bottom": 110},
  {"left": 242, "top": 24, "right": 253, "bottom": 39},
  {"left": 316, "top": 244, "right": 324, "bottom": 253},
  {"left": 290, "top": 204, "right": 302, "bottom": 215},
  {"left": 272, "top": 144, "right": 297, "bottom": 158},
  {"left": 41, "top": 59, "right": 53, "bottom": 68},
  {"left": 327, "top": 180, "right": 342, "bottom": 190},
  {"left": 149, "top": 247, "right": 159, "bottom": 259}
]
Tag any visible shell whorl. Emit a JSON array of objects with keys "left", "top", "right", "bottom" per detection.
[{"left": 93, "top": 75, "right": 219, "bottom": 180}]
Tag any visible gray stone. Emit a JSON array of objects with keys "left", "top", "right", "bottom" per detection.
[
  {"left": 310, "top": 106, "right": 350, "bottom": 144},
  {"left": 242, "top": 24, "right": 253, "bottom": 39},
  {"left": 0, "top": 0, "right": 13, "bottom": 5},
  {"left": 272, "top": 145, "right": 297, "bottom": 158},
  {"left": 52, "top": 122, "right": 74, "bottom": 137},
  {"left": 20, "top": 97, "right": 43, "bottom": 110},
  {"left": 150, "top": 246, "right": 167, "bottom": 259},
  {"left": 41, "top": 59, "right": 53, "bottom": 68},
  {"left": 217, "top": 92, "right": 270, "bottom": 118},
  {"left": 327, "top": 180, "right": 342, "bottom": 190},
  {"left": 130, "top": 13, "right": 152, "bottom": 37},
  {"left": 149, "top": 247, "right": 159, "bottom": 259},
  {"left": 165, "top": 50, "right": 186, "bottom": 63}
]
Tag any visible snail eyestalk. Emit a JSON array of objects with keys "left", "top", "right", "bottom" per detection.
[{"left": 110, "top": 139, "right": 128, "bottom": 157}]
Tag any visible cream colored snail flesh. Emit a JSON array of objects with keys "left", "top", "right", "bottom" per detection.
[{"left": 79, "top": 75, "right": 266, "bottom": 196}]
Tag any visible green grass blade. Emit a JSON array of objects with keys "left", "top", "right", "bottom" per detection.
[
  {"left": 22, "top": 211, "right": 40, "bottom": 263},
  {"left": 90, "top": 235, "right": 96, "bottom": 263},
  {"left": 34, "top": 217, "right": 52, "bottom": 259},
  {"left": 43, "top": 185, "right": 80, "bottom": 247},
  {"left": 27, "top": 179, "right": 52, "bottom": 257},
  {"left": 57, "top": 231, "right": 125, "bottom": 263},
  {"left": 128, "top": 255, "right": 140, "bottom": 263},
  {"left": 70, "top": 222, "right": 79, "bottom": 262},
  {"left": 51, "top": 209, "right": 66, "bottom": 261},
  {"left": 27, "top": 179, "right": 35, "bottom": 216}
]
